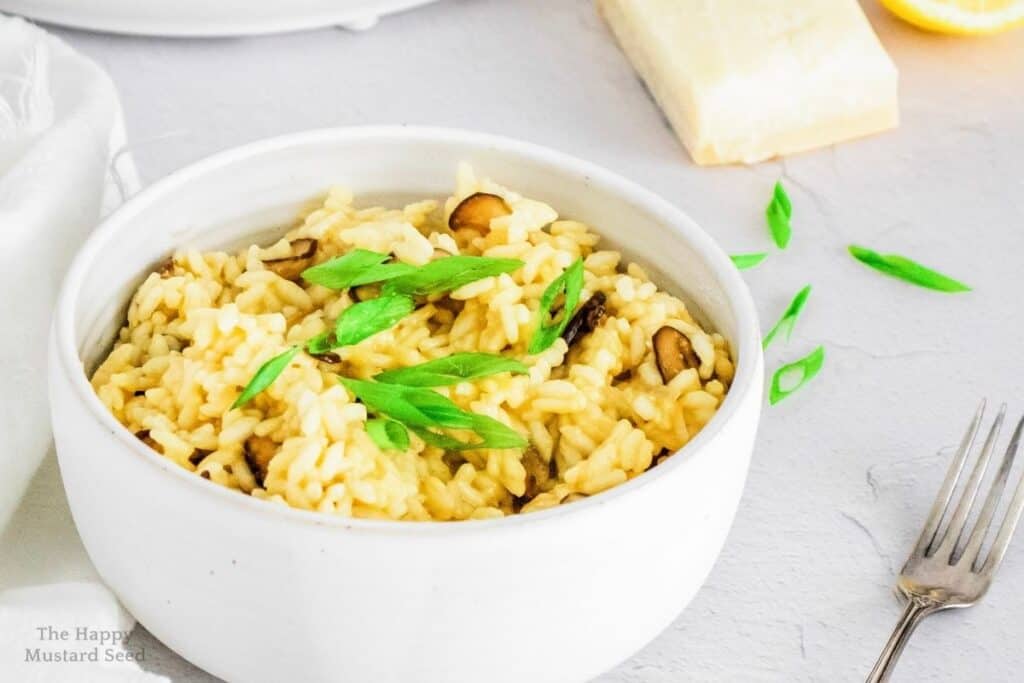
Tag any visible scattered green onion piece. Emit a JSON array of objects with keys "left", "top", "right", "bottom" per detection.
[
  {"left": 847, "top": 245, "right": 970, "bottom": 293},
  {"left": 762, "top": 285, "right": 812, "bottom": 350},
  {"left": 374, "top": 352, "right": 528, "bottom": 387},
  {"left": 769, "top": 345, "right": 825, "bottom": 405},
  {"left": 730, "top": 252, "right": 768, "bottom": 270},
  {"left": 341, "top": 378, "right": 526, "bottom": 451},
  {"left": 301, "top": 249, "right": 414, "bottom": 290},
  {"left": 334, "top": 294, "right": 415, "bottom": 347},
  {"left": 365, "top": 418, "right": 410, "bottom": 452},
  {"left": 765, "top": 181, "right": 792, "bottom": 249},
  {"left": 383, "top": 255, "right": 524, "bottom": 297},
  {"left": 411, "top": 413, "right": 528, "bottom": 451},
  {"left": 528, "top": 258, "right": 585, "bottom": 354},
  {"left": 305, "top": 331, "right": 335, "bottom": 355},
  {"left": 232, "top": 346, "right": 300, "bottom": 409}
]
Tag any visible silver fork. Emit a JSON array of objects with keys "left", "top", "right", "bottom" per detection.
[{"left": 867, "top": 401, "right": 1024, "bottom": 682}]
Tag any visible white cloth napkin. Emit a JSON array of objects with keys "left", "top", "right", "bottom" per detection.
[{"left": 0, "top": 14, "right": 166, "bottom": 682}]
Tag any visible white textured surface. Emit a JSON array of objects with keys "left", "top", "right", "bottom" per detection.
[{"left": 39, "top": 0, "right": 1024, "bottom": 680}]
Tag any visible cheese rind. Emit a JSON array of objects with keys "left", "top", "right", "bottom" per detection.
[{"left": 598, "top": 0, "right": 899, "bottom": 165}]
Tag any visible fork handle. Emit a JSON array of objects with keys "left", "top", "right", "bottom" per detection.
[{"left": 866, "top": 596, "right": 935, "bottom": 682}]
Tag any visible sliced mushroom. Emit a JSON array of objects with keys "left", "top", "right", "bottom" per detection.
[
  {"left": 442, "top": 452, "right": 468, "bottom": 475},
  {"left": 188, "top": 449, "right": 212, "bottom": 466},
  {"left": 262, "top": 238, "right": 318, "bottom": 281},
  {"left": 521, "top": 447, "right": 553, "bottom": 500},
  {"left": 653, "top": 326, "right": 701, "bottom": 383},
  {"left": 156, "top": 258, "right": 175, "bottom": 277},
  {"left": 561, "top": 292, "right": 607, "bottom": 347},
  {"left": 448, "top": 193, "right": 511, "bottom": 233},
  {"left": 134, "top": 429, "right": 162, "bottom": 453},
  {"left": 307, "top": 350, "right": 341, "bottom": 365},
  {"left": 650, "top": 448, "right": 671, "bottom": 470},
  {"left": 433, "top": 295, "right": 464, "bottom": 315},
  {"left": 243, "top": 436, "right": 278, "bottom": 488}
]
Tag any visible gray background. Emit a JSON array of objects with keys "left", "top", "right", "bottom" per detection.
[{"left": 40, "top": 0, "right": 1024, "bottom": 680}]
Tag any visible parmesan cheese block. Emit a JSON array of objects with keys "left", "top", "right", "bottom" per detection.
[{"left": 597, "top": 0, "right": 899, "bottom": 165}]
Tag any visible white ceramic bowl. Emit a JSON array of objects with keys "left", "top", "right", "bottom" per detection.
[{"left": 49, "top": 127, "right": 763, "bottom": 683}]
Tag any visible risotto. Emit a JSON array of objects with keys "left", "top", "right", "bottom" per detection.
[{"left": 91, "top": 165, "right": 734, "bottom": 521}]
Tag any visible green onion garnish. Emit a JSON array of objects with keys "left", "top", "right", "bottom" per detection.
[
  {"left": 374, "top": 352, "right": 528, "bottom": 387},
  {"left": 762, "top": 285, "right": 812, "bottom": 350},
  {"left": 730, "top": 252, "right": 768, "bottom": 270},
  {"left": 303, "top": 294, "right": 415, "bottom": 356},
  {"left": 411, "top": 413, "right": 528, "bottom": 451},
  {"left": 383, "top": 255, "right": 524, "bottom": 297},
  {"left": 333, "top": 294, "right": 415, "bottom": 347},
  {"left": 301, "top": 249, "right": 415, "bottom": 290},
  {"left": 765, "top": 181, "right": 792, "bottom": 249},
  {"left": 528, "top": 258, "right": 585, "bottom": 354},
  {"left": 341, "top": 378, "right": 526, "bottom": 451},
  {"left": 365, "top": 418, "right": 410, "bottom": 451},
  {"left": 305, "top": 331, "right": 335, "bottom": 355},
  {"left": 231, "top": 346, "right": 300, "bottom": 409},
  {"left": 848, "top": 245, "right": 970, "bottom": 293},
  {"left": 769, "top": 345, "right": 825, "bottom": 405}
]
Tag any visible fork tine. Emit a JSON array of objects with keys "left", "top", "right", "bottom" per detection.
[
  {"left": 934, "top": 404, "right": 1005, "bottom": 560},
  {"left": 980, "top": 421, "right": 1024, "bottom": 576},
  {"left": 912, "top": 399, "right": 985, "bottom": 558},
  {"left": 962, "top": 414, "right": 1024, "bottom": 570}
]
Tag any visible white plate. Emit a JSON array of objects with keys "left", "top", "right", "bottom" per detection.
[{"left": 0, "top": 0, "right": 439, "bottom": 36}]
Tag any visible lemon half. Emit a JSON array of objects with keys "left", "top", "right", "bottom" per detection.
[{"left": 881, "top": 0, "right": 1024, "bottom": 34}]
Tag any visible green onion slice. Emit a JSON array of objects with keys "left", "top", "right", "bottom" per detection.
[
  {"left": 341, "top": 378, "right": 526, "bottom": 451},
  {"left": 848, "top": 245, "right": 970, "bottom": 293},
  {"left": 232, "top": 346, "right": 300, "bottom": 409},
  {"left": 374, "top": 352, "right": 528, "bottom": 387},
  {"left": 528, "top": 258, "right": 585, "bottom": 354},
  {"left": 769, "top": 345, "right": 825, "bottom": 405},
  {"left": 762, "top": 285, "right": 812, "bottom": 350},
  {"left": 730, "top": 252, "right": 768, "bottom": 270},
  {"left": 365, "top": 418, "right": 411, "bottom": 451},
  {"left": 301, "top": 249, "right": 415, "bottom": 290},
  {"left": 383, "top": 255, "right": 524, "bottom": 297},
  {"left": 333, "top": 294, "right": 415, "bottom": 347},
  {"left": 765, "top": 181, "right": 792, "bottom": 249}
]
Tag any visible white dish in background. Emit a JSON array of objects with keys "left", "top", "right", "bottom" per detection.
[
  {"left": 0, "top": 0, "right": 439, "bottom": 36},
  {"left": 49, "top": 126, "right": 764, "bottom": 683}
]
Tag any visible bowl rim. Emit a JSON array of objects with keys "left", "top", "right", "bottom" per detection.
[{"left": 53, "top": 125, "right": 762, "bottom": 535}]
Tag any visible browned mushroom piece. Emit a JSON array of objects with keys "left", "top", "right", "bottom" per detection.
[
  {"left": 243, "top": 436, "right": 278, "bottom": 488},
  {"left": 521, "top": 447, "right": 553, "bottom": 500},
  {"left": 448, "top": 193, "right": 511, "bottom": 233},
  {"left": 262, "top": 238, "right": 318, "bottom": 281},
  {"left": 650, "top": 448, "right": 672, "bottom": 470},
  {"left": 653, "top": 326, "right": 701, "bottom": 383},
  {"left": 561, "top": 292, "right": 607, "bottom": 347},
  {"left": 134, "top": 430, "right": 162, "bottom": 453},
  {"left": 188, "top": 449, "right": 212, "bottom": 466},
  {"left": 307, "top": 350, "right": 341, "bottom": 365},
  {"left": 441, "top": 452, "right": 468, "bottom": 475},
  {"left": 156, "top": 258, "right": 175, "bottom": 277}
]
